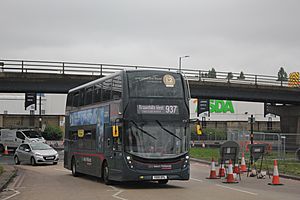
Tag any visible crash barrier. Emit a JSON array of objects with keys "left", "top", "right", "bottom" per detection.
[
  {"left": 296, "top": 148, "right": 300, "bottom": 161},
  {"left": 228, "top": 131, "right": 300, "bottom": 160}
]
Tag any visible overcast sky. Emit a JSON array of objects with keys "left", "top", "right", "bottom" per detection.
[{"left": 1, "top": 0, "right": 299, "bottom": 75}]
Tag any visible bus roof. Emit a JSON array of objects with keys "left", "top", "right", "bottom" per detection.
[
  {"left": 68, "top": 69, "right": 182, "bottom": 93},
  {"left": 69, "top": 70, "right": 124, "bottom": 93}
]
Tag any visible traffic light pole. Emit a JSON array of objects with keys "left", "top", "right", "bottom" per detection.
[
  {"left": 250, "top": 114, "right": 254, "bottom": 165},
  {"left": 39, "top": 94, "right": 42, "bottom": 132}
]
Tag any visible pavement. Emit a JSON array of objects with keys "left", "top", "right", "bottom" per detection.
[{"left": 0, "top": 163, "right": 17, "bottom": 192}]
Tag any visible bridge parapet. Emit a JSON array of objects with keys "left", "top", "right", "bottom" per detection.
[{"left": 1, "top": 59, "right": 299, "bottom": 90}]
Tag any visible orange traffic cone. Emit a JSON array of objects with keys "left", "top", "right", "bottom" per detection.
[
  {"left": 240, "top": 152, "right": 247, "bottom": 172},
  {"left": 207, "top": 158, "right": 220, "bottom": 179},
  {"left": 3, "top": 145, "right": 9, "bottom": 155},
  {"left": 268, "top": 160, "right": 283, "bottom": 185},
  {"left": 223, "top": 160, "right": 238, "bottom": 184},
  {"left": 233, "top": 163, "right": 240, "bottom": 174},
  {"left": 218, "top": 163, "right": 226, "bottom": 177}
]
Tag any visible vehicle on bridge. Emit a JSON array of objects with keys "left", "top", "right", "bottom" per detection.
[{"left": 64, "top": 70, "right": 191, "bottom": 184}]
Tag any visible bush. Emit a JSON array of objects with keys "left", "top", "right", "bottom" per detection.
[
  {"left": 42, "top": 125, "right": 63, "bottom": 140},
  {"left": 191, "top": 126, "right": 227, "bottom": 140}
]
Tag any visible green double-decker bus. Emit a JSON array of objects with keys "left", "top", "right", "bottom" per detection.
[{"left": 64, "top": 70, "right": 191, "bottom": 184}]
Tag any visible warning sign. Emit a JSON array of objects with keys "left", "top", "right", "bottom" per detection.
[{"left": 288, "top": 72, "right": 300, "bottom": 87}]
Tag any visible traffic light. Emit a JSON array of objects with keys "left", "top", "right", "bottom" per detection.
[{"left": 196, "top": 121, "right": 202, "bottom": 135}]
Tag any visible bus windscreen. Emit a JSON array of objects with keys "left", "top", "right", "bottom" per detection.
[{"left": 127, "top": 71, "right": 184, "bottom": 98}]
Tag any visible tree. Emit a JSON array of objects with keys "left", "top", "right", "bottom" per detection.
[
  {"left": 42, "top": 125, "right": 63, "bottom": 140},
  {"left": 207, "top": 68, "right": 217, "bottom": 78},
  {"left": 237, "top": 71, "right": 245, "bottom": 80},
  {"left": 277, "top": 67, "right": 288, "bottom": 81},
  {"left": 227, "top": 72, "right": 234, "bottom": 80}
]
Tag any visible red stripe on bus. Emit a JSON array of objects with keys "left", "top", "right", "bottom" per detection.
[{"left": 74, "top": 152, "right": 105, "bottom": 160}]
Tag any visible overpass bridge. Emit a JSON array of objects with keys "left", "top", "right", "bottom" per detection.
[
  {"left": 0, "top": 59, "right": 299, "bottom": 104},
  {"left": 1, "top": 59, "right": 300, "bottom": 142}
]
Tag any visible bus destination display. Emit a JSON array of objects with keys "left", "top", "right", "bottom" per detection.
[{"left": 137, "top": 104, "right": 179, "bottom": 114}]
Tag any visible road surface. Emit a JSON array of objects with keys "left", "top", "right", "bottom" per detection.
[{"left": 0, "top": 160, "right": 299, "bottom": 200}]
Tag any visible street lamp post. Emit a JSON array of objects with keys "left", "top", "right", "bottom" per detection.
[{"left": 178, "top": 55, "right": 189, "bottom": 72}]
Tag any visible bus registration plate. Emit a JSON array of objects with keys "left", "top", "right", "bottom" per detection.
[{"left": 152, "top": 175, "right": 167, "bottom": 180}]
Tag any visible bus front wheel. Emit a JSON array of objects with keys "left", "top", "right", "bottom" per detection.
[{"left": 102, "top": 162, "right": 111, "bottom": 185}]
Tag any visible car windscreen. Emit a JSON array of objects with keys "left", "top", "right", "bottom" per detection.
[
  {"left": 31, "top": 143, "right": 52, "bottom": 150},
  {"left": 23, "top": 131, "right": 42, "bottom": 138},
  {"left": 127, "top": 71, "right": 184, "bottom": 98}
]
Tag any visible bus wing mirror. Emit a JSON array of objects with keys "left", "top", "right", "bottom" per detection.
[{"left": 112, "top": 125, "right": 119, "bottom": 138}]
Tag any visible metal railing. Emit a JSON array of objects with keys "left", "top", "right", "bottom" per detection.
[
  {"left": 228, "top": 130, "right": 300, "bottom": 161},
  {"left": 0, "top": 59, "right": 299, "bottom": 89}
]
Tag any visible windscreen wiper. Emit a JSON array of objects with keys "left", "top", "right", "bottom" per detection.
[
  {"left": 156, "top": 120, "right": 182, "bottom": 140},
  {"left": 129, "top": 120, "right": 157, "bottom": 140}
]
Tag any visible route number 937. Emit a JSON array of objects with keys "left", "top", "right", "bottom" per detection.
[{"left": 165, "top": 105, "right": 178, "bottom": 114}]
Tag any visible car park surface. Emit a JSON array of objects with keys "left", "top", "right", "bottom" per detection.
[{"left": 0, "top": 159, "right": 299, "bottom": 200}]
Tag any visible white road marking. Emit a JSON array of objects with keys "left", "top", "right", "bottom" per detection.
[
  {"left": 10, "top": 174, "right": 21, "bottom": 189},
  {"left": 112, "top": 190, "right": 127, "bottom": 200},
  {"left": 215, "top": 184, "right": 258, "bottom": 196},
  {"left": 10, "top": 173, "right": 25, "bottom": 189},
  {"left": 54, "top": 168, "right": 69, "bottom": 172},
  {"left": 15, "top": 174, "right": 26, "bottom": 189},
  {"left": 0, "top": 189, "right": 20, "bottom": 200},
  {"left": 108, "top": 186, "right": 128, "bottom": 200},
  {"left": 109, "top": 186, "right": 118, "bottom": 191},
  {"left": 190, "top": 177, "right": 204, "bottom": 182}
]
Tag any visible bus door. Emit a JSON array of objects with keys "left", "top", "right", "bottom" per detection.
[
  {"left": 104, "top": 124, "right": 114, "bottom": 171},
  {"left": 111, "top": 125, "right": 123, "bottom": 179}
]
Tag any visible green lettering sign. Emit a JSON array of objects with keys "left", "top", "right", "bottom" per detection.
[
  {"left": 194, "top": 99, "right": 235, "bottom": 114},
  {"left": 210, "top": 100, "right": 235, "bottom": 113}
]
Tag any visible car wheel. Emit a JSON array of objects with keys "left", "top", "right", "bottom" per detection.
[
  {"left": 14, "top": 156, "right": 20, "bottom": 165},
  {"left": 102, "top": 161, "right": 111, "bottom": 185},
  {"left": 53, "top": 162, "right": 58, "bottom": 165},
  {"left": 31, "top": 157, "right": 36, "bottom": 166},
  {"left": 158, "top": 180, "right": 168, "bottom": 185},
  {"left": 71, "top": 158, "right": 78, "bottom": 177}
]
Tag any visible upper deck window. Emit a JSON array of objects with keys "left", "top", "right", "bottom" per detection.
[{"left": 127, "top": 71, "right": 184, "bottom": 98}]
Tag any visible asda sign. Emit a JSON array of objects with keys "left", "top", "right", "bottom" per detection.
[
  {"left": 210, "top": 100, "right": 235, "bottom": 113},
  {"left": 193, "top": 99, "right": 235, "bottom": 114}
]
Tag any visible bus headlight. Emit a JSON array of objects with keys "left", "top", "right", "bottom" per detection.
[
  {"left": 126, "top": 155, "right": 134, "bottom": 169},
  {"left": 182, "top": 155, "right": 189, "bottom": 169}
]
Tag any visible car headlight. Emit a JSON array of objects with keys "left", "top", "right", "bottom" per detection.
[{"left": 35, "top": 153, "right": 43, "bottom": 157}]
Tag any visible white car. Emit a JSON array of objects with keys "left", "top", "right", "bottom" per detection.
[{"left": 14, "top": 143, "right": 59, "bottom": 166}]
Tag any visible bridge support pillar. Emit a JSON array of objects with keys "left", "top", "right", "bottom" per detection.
[{"left": 267, "top": 105, "right": 300, "bottom": 147}]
